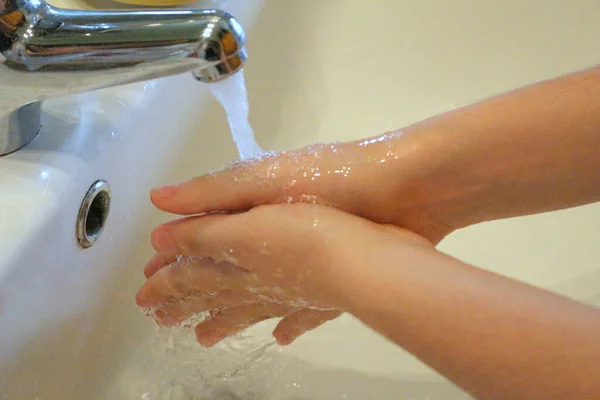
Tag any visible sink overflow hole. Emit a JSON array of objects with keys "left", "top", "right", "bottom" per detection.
[{"left": 77, "top": 180, "right": 110, "bottom": 248}]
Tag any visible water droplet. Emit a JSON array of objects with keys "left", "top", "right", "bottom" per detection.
[
  {"left": 299, "top": 194, "right": 318, "bottom": 204},
  {"left": 222, "top": 247, "right": 238, "bottom": 264},
  {"left": 358, "top": 134, "right": 387, "bottom": 147},
  {"left": 266, "top": 162, "right": 280, "bottom": 179}
]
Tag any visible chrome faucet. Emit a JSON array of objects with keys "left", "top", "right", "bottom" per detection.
[{"left": 0, "top": 0, "right": 247, "bottom": 155}]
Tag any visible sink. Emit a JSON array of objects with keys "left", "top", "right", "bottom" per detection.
[{"left": 1, "top": 1, "right": 599, "bottom": 399}]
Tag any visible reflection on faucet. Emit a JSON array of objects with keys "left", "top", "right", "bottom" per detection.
[{"left": 0, "top": 0, "right": 247, "bottom": 156}]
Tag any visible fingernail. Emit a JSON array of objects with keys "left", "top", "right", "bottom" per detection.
[
  {"left": 152, "top": 184, "right": 179, "bottom": 198},
  {"left": 276, "top": 334, "right": 295, "bottom": 346}
]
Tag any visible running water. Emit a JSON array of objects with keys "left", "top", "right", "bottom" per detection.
[
  {"left": 133, "top": 71, "right": 273, "bottom": 399},
  {"left": 134, "top": 267, "right": 278, "bottom": 399},
  {"left": 131, "top": 319, "right": 277, "bottom": 400},
  {"left": 208, "top": 69, "right": 263, "bottom": 160}
]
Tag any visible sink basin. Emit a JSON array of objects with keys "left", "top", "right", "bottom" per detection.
[{"left": 1, "top": 1, "right": 599, "bottom": 399}]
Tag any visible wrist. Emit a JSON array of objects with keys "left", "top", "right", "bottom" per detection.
[
  {"left": 361, "top": 123, "right": 489, "bottom": 240},
  {"left": 393, "top": 67, "right": 600, "bottom": 231},
  {"left": 327, "top": 227, "right": 450, "bottom": 316}
]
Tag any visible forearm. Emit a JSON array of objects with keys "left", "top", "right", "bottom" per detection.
[
  {"left": 377, "top": 66, "right": 600, "bottom": 231},
  {"left": 333, "top": 244, "right": 600, "bottom": 400}
]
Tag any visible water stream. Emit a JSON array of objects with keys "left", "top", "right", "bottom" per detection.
[
  {"left": 208, "top": 69, "right": 263, "bottom": 160},
  {"left": 134, "top": 69, "right": 270, "bottom": 399}
]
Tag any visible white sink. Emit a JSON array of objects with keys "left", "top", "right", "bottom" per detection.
[{"left": 1, "top": 1, "right": 599, "bottom": 399}]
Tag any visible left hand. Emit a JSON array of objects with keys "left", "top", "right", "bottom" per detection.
[
  {"left": 135, "top": 203, "right": 431, "bottom": 346},
  {"left": 138, "top": 253, "right": 342, "bottom": 347}
]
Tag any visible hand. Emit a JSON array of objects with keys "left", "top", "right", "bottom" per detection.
[
  {"left": 149, "top": 132, "right": 457, "bottom": 245},
  {"left": 136, "top": 203, "right": 432, "bottom": 346},
  {"left": 140, "top": 132, "right": 451, "bottom": 345},
  {"left": 149, "top": 66, "right": 600, "bottom": 247},
  {"left": 139, "top": 255, "right": 342, "bottom": 347}
]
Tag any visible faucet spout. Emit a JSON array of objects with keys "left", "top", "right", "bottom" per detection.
[{"left": 0, "top": 0, "right": 247, "bottom": 155}]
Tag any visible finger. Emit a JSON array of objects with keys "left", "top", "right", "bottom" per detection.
[
  {"left": 194, "top": 303, "right": 294, "bottom": 347},
  {"left": 149, "top": 142, "right": 352, "bottom": 217},
  {"left": 149, "top": 213, "right": 234, "bottom": 257},
  {"left": 144, "top": 253, "right": 178, "bottom": 278},
  {"left": 152, "top": 290, "right": 258, "bottom": 327},
  {"left": 273, "top": 308, "right": 342, "bottom": 345},
  {"left": 150, "top": 212, "right": 273, "bottom": 271},
  {"left": 149, "top": 205, "right": 333, "bottom": 270},
  {"left": 135, "top": 257, "right": 251, "bottom": 307},
  {"left": 150, "top": 154, "right": 290, "bottom": 215}
]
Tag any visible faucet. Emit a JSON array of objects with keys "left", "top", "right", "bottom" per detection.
[{"left": 0, "top": 0, "right": 247, "bottom": 155}]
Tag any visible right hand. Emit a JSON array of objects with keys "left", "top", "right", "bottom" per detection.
[
  {"left": 150, "top": 130, "right": 459, "bottom": 245},
  {"left": 151, "top": 66, "right": 600, "bottom": 246},
  {"left": 136, "top": 202, "right": 434, "bottom": 346}
]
